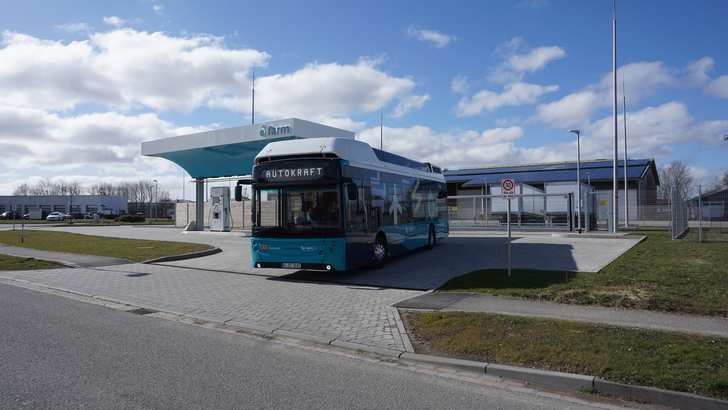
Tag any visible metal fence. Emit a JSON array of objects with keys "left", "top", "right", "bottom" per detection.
[
  {"left": 447, "top": 194, "right": 577, "bottom": 230},
  {"left": 669, "top": 186, "right": 728, "bottom": 242},
  {"left": 447, "top": 188, "right": 727, "bottom": 242}
]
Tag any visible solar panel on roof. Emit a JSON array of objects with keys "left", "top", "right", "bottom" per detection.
[
  {"left": 446, "top": 159, "right": 653, "bottom": 185},
  {"left": 447, "top": 158, "right": 651, "bottom": 177}
]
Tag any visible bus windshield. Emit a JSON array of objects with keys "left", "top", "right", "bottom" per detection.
[{"left": 253, "top": 185, "right": 343, "bottom": 238}]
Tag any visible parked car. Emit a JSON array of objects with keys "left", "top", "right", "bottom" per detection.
[
  {"left": 22, "top": 214, "right": 30, "bottom": 220},
  {"left": 1, "top": 211, "right": 22, "bottom": 220},
  {"left": 46, "top": 212, "right": 65, "bottom": 221},
  {"left": 69, "top": 212, "right": 84, "bottom": 219}
]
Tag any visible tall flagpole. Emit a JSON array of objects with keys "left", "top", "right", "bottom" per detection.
[
  {"left": 623, "top": 76, "right": 629, "bottom": 228},
  {"left": 612, "top": 0, "right": 619, "bottom": 233}
]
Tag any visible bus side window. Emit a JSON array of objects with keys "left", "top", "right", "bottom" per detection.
[{"left": 347, "top": 186, "right": 369, "bottom": 231}]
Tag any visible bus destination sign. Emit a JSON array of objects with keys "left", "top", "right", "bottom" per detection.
[{"left": 254, "top": 160, "right": 340, "bottom": 183}]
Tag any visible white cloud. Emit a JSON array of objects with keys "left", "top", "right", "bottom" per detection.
[
  {"left": 355, "top": 99, "right": 728, "bottom": 172},
  {"left": 705, "top": 75, "right": 728, "bottom": 98},
  {"left": 530, "top": 91, "right": 607, "bottom": 128},
  {"left": 682, "top": 57, "right": 714, "bottom": 87},
  {"left": 451, "top": 75, "right": 474, "bottom": 94},
  {"left": 573, "top": 102, "right": 728, "bottom": 161},
  {"left": 406, "top": 24, "right": 457, "bottom": 49},
  {"left": 55, "top": 22, "right": 91, "bottom": 34},
  {"left": 0, "top": 29, "right": 269, "bottom": 113},
  {"left": 153, "top": 5, "right": 165, "bottom": 14},
  {"left": 532, "top": 58, "right": 723, "bottom": 129},
  {"left": 103, "top": 16, "right": 141, "bottom": 28},
  {"left": 255, "top": 57, "right": 428, "bottom": 120},
  {"left": 456, "top": 83, "right": 559, "bottom": 117},
  {"left": 357, "top": 125, "right": 546, "bottom": 169},
  {"left": 488, "top": 38, "right": 565, "bottom": 84},
  {"left": 0, "top": 105, "right": 214, "bottom": 172}
]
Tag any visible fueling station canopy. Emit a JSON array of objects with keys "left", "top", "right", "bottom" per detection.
[
  {"left": 140, "top": 118, "right": 355, "bottom": 230},
  {"left": 141, "top": 118, "right": 355, "bottom": 179}
]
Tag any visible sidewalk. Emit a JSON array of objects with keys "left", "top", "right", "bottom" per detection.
[{"left": 394, "top": 291, "right": 728, "bottom": 338}]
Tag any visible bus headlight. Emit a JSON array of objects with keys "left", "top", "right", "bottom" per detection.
[{"left": 326, "top": 265, "right": 332, "bottom": 271}]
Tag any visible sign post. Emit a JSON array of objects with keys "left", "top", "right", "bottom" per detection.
[{"left": 501, "top": 178, "right": 515, "bottom": 276}]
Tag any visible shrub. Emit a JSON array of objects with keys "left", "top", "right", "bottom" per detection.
[{"left": 115, "top": 215, "right": 145, "bottom": 223}]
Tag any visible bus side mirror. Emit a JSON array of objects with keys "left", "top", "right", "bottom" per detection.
[
  {"left": 343, "top": 178, "right": 358, "bottom": 201},
  {"left": 235, "top": 178, "right": 253, "bottom": 202},
  {"left": 348, "top": 184, "right": 358, "bottom": 201}
]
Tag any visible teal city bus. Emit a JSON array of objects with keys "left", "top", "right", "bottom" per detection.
[{"left": 235, "top": 137, "right": 448, "bottom": 271}]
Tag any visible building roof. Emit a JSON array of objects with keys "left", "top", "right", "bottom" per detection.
[{"left": 444, "top": 158, "right": 659, "bottom": 187}]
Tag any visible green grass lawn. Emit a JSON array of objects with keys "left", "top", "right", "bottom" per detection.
[
  {"left": 0, "top": 254, "right": 67, "bottom": 271},
  {"left": 0, "top": 229, "right": 213, "bottom": 263},
  {"left": 404, "top": 311, "right": 728, "bottom": 400},
  {"left": 0, "top": 219, "right": 174, "bottom": 226},
  {"left": 438, "top": 228, "right": 728, "bottom": 317},
  {"left": 404, "top": 228, "right": 728, "bottom": 400}
]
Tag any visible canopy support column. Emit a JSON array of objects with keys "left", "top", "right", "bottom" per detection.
[{"left": 196, "top": 178, "right": 205, "bottom": 231}]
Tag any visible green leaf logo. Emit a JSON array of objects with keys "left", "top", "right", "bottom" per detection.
[{"left": 259, "top": 125, "right": 267, "bottom": 137}]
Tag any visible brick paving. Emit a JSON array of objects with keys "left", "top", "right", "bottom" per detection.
[{"left": 0, "top": 225, "right": 643, "bottom": 350}]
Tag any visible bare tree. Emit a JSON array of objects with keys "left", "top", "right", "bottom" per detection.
[
  {"left": 722, "top": 171, "right": 728, "bottom": 189},
  {"left": 13, "top": 183, "right": 30, "bottom": 196},
  {"left": 65, "top": 180, "right": 84, "bottom": 221},
  {"left": 87, "top": 182, "right": 116, "bottom": 196},
  {"left": 657, "top": 160, "right": 695, "bottom": 201}
]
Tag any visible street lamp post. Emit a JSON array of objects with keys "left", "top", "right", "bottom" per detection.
[
  {"left": 569, "top": 130, "right": 582, "bottom": 233},
  {"left": 153, "top": 180, "right": 158, "bottom": 223}
]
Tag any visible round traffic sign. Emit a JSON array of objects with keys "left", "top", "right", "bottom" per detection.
[{"left": 503, "top": 180, "right": 513, "bottom": 190}]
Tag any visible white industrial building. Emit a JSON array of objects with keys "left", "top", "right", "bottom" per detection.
[{"left": 0, "top": 195, "right": 127, "bottom": 218}]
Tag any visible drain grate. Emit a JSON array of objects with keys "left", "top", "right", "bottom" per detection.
[{"left": 128, "top": 308, "right": 155, "bottom": 315}]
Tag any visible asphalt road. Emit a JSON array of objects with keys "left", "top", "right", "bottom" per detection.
[{"left": 0, "top": 282, "right": 654, "bottom": 410}]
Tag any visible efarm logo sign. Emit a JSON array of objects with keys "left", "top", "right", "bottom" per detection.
[{"left": 260, "top": 124, "right": 291, "bottom": 138}]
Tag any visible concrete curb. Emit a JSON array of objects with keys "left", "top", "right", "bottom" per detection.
[
  {"left": 593, "top": 379, "right": 728, "bottom": 410},
  {"left": 485, "top": 363, "right": 593, "bottom": 390},
  {"left": 395, "top": 353, "right": 727, "bottom": 409},
  {"left": 329, "top": 340, "right": 405, "bottom": 358},
  {"left": 399, "top": 352, "right": 487, "bottom": 373},
  {"left": 142, "top": 247, "right": 222, "bottom": 264}
]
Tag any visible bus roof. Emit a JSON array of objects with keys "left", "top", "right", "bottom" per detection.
[{"left": 255, "top": 137, "right": 443, "bottom": 176}]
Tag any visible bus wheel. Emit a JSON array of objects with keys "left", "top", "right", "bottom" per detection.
[
  {"left": 369, "top": 236, "right": 388, "bottom": 269},
  {"left": 426, "top": 225, "right": 436, "bottom": 250}
]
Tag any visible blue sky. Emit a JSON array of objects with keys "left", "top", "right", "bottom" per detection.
[{"left": 1, "top": 0, "right": 727, "bottom": 199}]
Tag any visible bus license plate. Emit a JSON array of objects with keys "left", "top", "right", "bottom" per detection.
[{"left": 281, "top": 263, "right": 301, "bottom": 269}]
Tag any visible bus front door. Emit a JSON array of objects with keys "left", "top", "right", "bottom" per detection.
[{"left": 345, "top": 186, "right": 375, "bottom": 270}]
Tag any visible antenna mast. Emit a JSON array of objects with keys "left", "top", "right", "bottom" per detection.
[
  {"left": 380, "top": 108, "right": 383, "bottom": 150},
  {"left": 252, "top": 65, "right": 255, "bottom": 124}
]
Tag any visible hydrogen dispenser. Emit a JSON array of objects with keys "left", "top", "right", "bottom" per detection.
[{"left": 210, "top": 186, "right": 231, "bottom": 232}]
